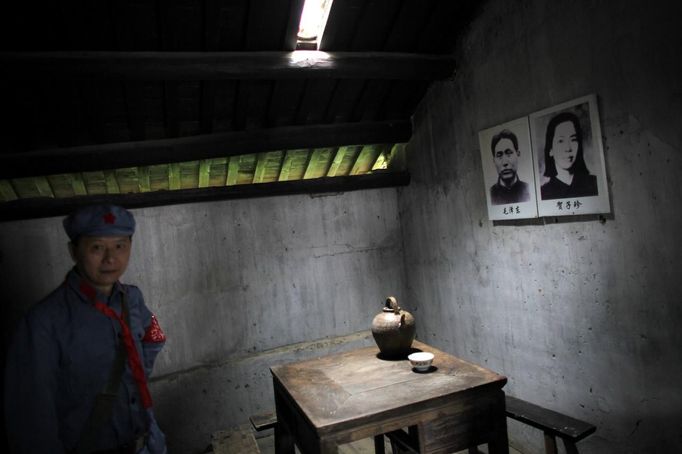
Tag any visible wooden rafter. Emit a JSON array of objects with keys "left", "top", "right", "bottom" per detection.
[{"left": 0, "top": 51, "right": 455, "bottom": 81}]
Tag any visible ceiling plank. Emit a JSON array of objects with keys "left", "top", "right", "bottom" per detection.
[
  {"left": 245, "top": 0, "right": 303, "bottom": 51},
  {"left": 303, "top": 148, "right": 327, "bottom": 179},
  {"left": 318, "top": 0, "right": 365, "bottom": 50},
  {"left": 71, "top": 174, "right": 88, "bottom": 196},
  {"left": 252, "top": 153, "right": 269, "bottom": 183},
  {"left": 10, "top": 179, "right": 40, "bottom": 199},
  {"left": 83, "top": 82, "right": 107, "bottom": 143},
  {"left": 0, "top": 181, "right": 18, "bottom": 202},
  {"left": 278, "top": 151, "right": 295, "bottom": 182},
  {"left": 0, "top": 51, "right": 455, "bottom": 81},
  {"left": 226, "top": 157, "right": 240, "bottom": 186},
  {"left": 278, "top": 150, "right": 309, "bottom": 182},
  {"left": 282, "top": 0, "right": 306, "bottom": 51},
  {"left": 169, "top": 163, "right": 182, "bottom": 190},
  {"left": 104, "top": 171, "right": 120, "bottom": 194},
  {"left": 199, "top": 81, "right": 216, "bottom": 134},
  {"left": 349, "top": 0, "right": 404, "bottom": 51},
  {"left": 149, "top": 165, "right": 169, "bottom": 191},
  {"left": 327, "top": 146, "right": 350, "bottom": 177},
  {"left": 1, "top": 121, "right": 411, "bottom": 179},
  {"left": 267, "top": 80, "right": 306, "bottom": 127},
  {"left": 295, "top": 80, "right": 337, "bottom": 124},
  {"left": 383, "top": 0, "right": 434, "bottom": 52},
  {"left": 236, "top": 155, "right": 257, "bottom": 185},
  {"left": 125, "top": 82, "right": 147, "bottom": 140},
  {"left": 350, "top": 145, "right": 381, "bottom": 176},
  {"left": 206, "top": 0, "right": 249, "bottom": 51},
  {"left": 81, "top": 171, "right": 107, "bottom": 196},
  {"left": 198, "top": 160, "right": 211, "bottom": 188},
  {"left": 163, "top": 81, "right": 181, "bottom": 137},
  {"left": 371, "top": 146, "right": 389, "bottom": 171},
  {"left": 351, "top": 80, "right": 394, "bottom": 121},
  {"left": 336, "top": 145, "right": 361, "bottom": 176},
  {"left": 0, "top": 172, "right": 410, "bottom": 221},
  {"left": 235, "top": 80, "right": 274, "bottom": 130},
  {"left": 324, "top": 80, "right": 365, "bottom": 123},
  {"left": 138, "top": 166, "right": 151, "bottom": 192},
  {"left": 35, "top": 177, "right": 55, "bottom": 198},
  {"left": 417, "top": 1, "right": 480, "bottom": 54}
]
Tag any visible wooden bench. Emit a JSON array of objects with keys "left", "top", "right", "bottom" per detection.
[
  {"left": 250, "top": 395, "right": 596, "bottom": 454},
  {"left": 505, "top": 395, "right": 596, "bottom": 454},
  {"left": 211, "top": 423, "right": 261, "bottom": 454},
  {"left": 249, "top": 411, "right": 278, "bottom": 432}
]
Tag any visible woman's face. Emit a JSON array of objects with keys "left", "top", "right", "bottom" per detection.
[{"left": 549, "top": 120, "right": 579, "bottom": 171}]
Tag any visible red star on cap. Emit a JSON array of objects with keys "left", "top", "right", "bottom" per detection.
[{"left": 103, "top": 212, "right": 116, "bottom": 224}]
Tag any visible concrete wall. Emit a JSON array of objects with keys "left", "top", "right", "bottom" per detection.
[
  {"left": 400, "top": 0, "right": 682, "bottom": 452},
  {"left": 1, "top": 189, "right": 405, "bottom": 453},
  {"left": 3, "top": 1, "right": 681, "bottom": 453}
]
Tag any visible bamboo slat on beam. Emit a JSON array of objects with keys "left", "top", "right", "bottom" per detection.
[
  {"left": 1, "top": 121, "right": 411, "bottom": 179},
  {"left": 0, "top": 171, "right": 410, "bottom": 221}
]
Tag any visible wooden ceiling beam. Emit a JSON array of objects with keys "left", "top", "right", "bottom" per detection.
[
  {"left": 0, "top": 51, "right": 455, "bottom": 81},
  {"left": 1, "top": 120, "right": 411, "bottom": 179},
  {"left": 0, "top": 171, "right": 410, "bottom": 221}
]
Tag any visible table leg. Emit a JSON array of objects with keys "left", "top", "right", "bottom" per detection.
[
  {"left": 317, "top": 439, "right": 338, "bottom": 454},
  {"left": 487, "top": 391, "right": 510, "bottom": 454},
  {"left": 274, "top": 420, "right": 295, "bottom": 454}
]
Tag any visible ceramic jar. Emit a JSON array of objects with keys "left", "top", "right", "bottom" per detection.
[{"left": 371, "top": 296, "right": 416, "bottom": 358}]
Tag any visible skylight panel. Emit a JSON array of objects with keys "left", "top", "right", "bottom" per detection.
[{"left": 297, "top": 0, "right": 333, "bottom": 50}]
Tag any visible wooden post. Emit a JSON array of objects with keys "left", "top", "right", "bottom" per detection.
[
  {"left": 373, "top": 435, "right": 385, "bottom": 454},
  {"left": 543, "top": 432, "right": 558, "bottom": 454}
]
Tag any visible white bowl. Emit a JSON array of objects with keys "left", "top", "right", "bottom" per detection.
[{"left": 408, "top": 352, "right": 434, "bottom": 371}]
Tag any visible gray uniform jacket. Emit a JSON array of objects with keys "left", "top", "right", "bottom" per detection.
[{"left": 4, "top": 269, "right": 166, "bottom": 453}]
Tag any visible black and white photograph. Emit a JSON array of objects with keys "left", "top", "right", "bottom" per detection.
[
  {"left": 530, "top": 94, "right": 611, "bottom": 217},
  {"left": 479, "top": 116, "right": 538, "bottom": 220}
]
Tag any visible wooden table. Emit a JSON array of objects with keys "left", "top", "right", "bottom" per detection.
[{"left": 270, "top": 340, "right": 509, "bottom": 454}]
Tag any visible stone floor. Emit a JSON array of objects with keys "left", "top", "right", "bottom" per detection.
[{"left": 254, "top": 431, "right": 524, "bottom": 454}]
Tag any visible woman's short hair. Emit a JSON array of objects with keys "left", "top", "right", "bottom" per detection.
[{"left": 543, "top": 111, "right": 590, "bottom": 177}]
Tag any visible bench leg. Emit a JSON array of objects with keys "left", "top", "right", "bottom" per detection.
[
  {"left": 374, "top": 435, "right": 385, "bottom": 454},
  {"left": 543, "top": 432, "right": 557, "bottom": 454},
  {"left": 562, "top": 440, "right": 579, "bottom": 454}
]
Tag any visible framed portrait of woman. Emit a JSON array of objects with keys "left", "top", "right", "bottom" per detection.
[
  {"left": 530, "top": 94, "right": 611, "bottom": 217},
  {"left": 478, "top": 116, "right": 539, "bottom": 220}
]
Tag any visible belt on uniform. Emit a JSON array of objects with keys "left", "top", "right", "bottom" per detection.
[{"left": 91, "top": 433, "right": 146, "bottom": 454}]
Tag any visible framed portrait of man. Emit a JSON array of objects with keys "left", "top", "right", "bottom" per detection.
[
  {"left": 529, "top": 94, "right": 611, "bottom": 217},
  {"left": 478, "top": 116, "right": 538, "bottom": 221}
]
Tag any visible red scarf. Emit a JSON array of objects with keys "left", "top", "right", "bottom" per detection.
[{"left": 79, "top": 281, "right": 153, "bottom": 409}]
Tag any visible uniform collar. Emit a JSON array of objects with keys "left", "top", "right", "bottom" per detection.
[
  {"left": 496, "top": 174, "right": 519, "bottom": 189},
  {"left": 65, "top": 267, "right": 124, "bottom": 304}
]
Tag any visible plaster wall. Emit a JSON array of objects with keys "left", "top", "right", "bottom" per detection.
[
  {"left": 399, "top": 0, "right": 682, "bottom": 452},
  {"left": 1, "top": 188, "right": 404, "bottom": 452}
]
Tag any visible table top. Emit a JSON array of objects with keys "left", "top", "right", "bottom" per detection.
[{"left": 270, "top": 340, "right": 507, "bottom": 434}]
